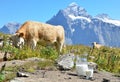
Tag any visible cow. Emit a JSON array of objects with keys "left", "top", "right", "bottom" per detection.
[
  {"left": 92, "top": 42, "right": 103, "bottom": 49},
  {"left": 10, "top": 21, "right": 65, "bottom": 53}
]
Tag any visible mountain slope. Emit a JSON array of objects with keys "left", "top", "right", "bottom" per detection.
[
  {"left": 47, "top": 2, "right": 120, "bottom": 47},
  {"left": 0, "top": 22, "right": 21, "bottom": 34}
]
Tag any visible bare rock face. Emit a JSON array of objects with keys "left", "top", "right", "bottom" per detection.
[
  {"left": 88, "top": 62, "right": 98, "bottom": 72},
  {"left": 56, "top": 53, "right": 75, "bottom": 70}
]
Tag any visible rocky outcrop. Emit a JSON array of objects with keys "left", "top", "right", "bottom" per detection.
[{"left": 56, "top": 53, "right": 75, "bottom": 70}]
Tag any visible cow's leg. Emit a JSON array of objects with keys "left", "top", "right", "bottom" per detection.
[
  {"left": 30, "top": 39, "right": 37, "bottom": 49},
  {"left": 26, "top": 40, "right": 31, "bottom": 48},
  {"left": 55, "top": 41, "right": 64, "bottom": 54},
  {"left": 59, "top": 41, "right": 64, "bottom": 53}
]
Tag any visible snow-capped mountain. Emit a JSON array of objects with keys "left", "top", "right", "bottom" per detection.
[
  {"left": 0, "top": 22, "right": 21, "bottom": 34},
  {"left": 47, "top": 2, "right": 120, "bottom": 47}
]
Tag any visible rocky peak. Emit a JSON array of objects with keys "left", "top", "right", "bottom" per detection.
[
  {"left": 63, "top": 2, "right": 90, "bottom": 17},
  {"left": 95, "top": 13, "right": 110, "bottom": 19}
]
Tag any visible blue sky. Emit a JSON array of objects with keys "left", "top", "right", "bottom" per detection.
[{"left": 0, "top": 0, "right": 120, "bottom": 27}]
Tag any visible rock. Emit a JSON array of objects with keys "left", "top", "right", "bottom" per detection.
[
  {"left": 56, "top": 53, "right": 75, "bottom": 70},
  {"left": 16, "top": 71, "right": 29, "bottom": 77},
  {"left": 88, "top": 62, "right": 98, "bottom": 73},
  {"left": 10, "top": 78, "right": 23, "bottom": 82},
  {"left": 102, "top": 78, "right": 110, "bottom": 82}
]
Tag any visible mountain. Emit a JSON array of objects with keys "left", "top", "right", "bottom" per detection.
[
  {"left": 0, "top": 22, "right": 21, "bottom": 34},
  {"left": 47, "top": 2, "right": 120, "bottom": 47}
]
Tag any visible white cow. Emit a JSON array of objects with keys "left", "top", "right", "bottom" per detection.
[
  {"left": 92, "top": 42, "right": 103, "bottom": 49},
  {"left": 10, "top": 21, "right": 65, "bottom": 53}
]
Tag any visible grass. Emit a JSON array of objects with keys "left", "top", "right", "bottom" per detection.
[
  {"left": 37, "top": 60, "right": 55, "bottom": 70},
  {"left": 0, "top": 72, "right": 5, "bottom": 82},
  {"left": 2, "top": 45, "right": 120, "bottom": 73},
  {"left": 89, "top": 47, "right": 120, "bottom": 73},
  {"left": 0, "top": 33, "right": 120, "bottom": 81},
  {"left": 1, "top": 41, "right": 120, "bottom": 73}
]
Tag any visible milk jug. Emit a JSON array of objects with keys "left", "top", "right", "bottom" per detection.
[
  {"left": 76, "top": 55, "right": 88, "bottom": 76},
  {"left": 76, "top": 55, "right": 94, "bottom": 79}
]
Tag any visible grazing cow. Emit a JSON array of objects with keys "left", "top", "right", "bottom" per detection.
[
  {"left": 92, "top": 42, "right": 102, "bottom": 49},
  {"left": 10, "top": 21, "right": 65, "bottom": 53}
]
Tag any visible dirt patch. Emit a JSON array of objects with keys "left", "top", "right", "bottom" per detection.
[
  {"left": 0, "top": 57, "right": 120, "bottom": 82},
  {"left": 10, "top": 70, "right": 120, "bottom": 82}
]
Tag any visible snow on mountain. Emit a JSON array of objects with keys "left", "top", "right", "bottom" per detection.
[
  {"left": 68, "top": 14, "right": 91, "bottom": 22},
  {"left": 47, "top": 2, "right": 120, "bottom": 47},
  {"left": 99, "top": 18, "right": 120, "bottom": 26},
  {"left": 95, "top": 14, "right": 120, "bottom": 26}
]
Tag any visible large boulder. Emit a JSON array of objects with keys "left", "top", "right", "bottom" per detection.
[{"left": 56, "top": 53, "right": 75, "bottom": 70}]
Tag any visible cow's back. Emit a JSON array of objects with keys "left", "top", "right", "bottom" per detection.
[{"left": 18, "top": 21, "right": 54, "bottom": 41}]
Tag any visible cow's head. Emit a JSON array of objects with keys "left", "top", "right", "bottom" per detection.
[{"left": 9, "top": 33, "right": 24, "bottom": 48}]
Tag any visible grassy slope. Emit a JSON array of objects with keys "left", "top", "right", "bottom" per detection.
[{"left": 0, "top": 33, "right": 120, "bottom": 73}]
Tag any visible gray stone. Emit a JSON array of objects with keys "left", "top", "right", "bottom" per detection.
[
  {"left": 88, "top": 62, "right": 98, "bottom": 73},
  {"left": 10, "top": 78, "right": 23, "bottom": 82},
  {"left": 17, "top": 72, "right": 29, "bottom": 77},
  {"left": 56, "top": 53, "right": 75, "bottom": 70}
]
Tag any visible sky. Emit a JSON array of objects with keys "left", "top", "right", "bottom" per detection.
[{"left": 0, "top": 0, "right": 120, "bottom": 27}]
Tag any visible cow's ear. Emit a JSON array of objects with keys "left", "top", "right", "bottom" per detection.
[{"left": 19, "top": 33, "right": 24, "bottom": 37}]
